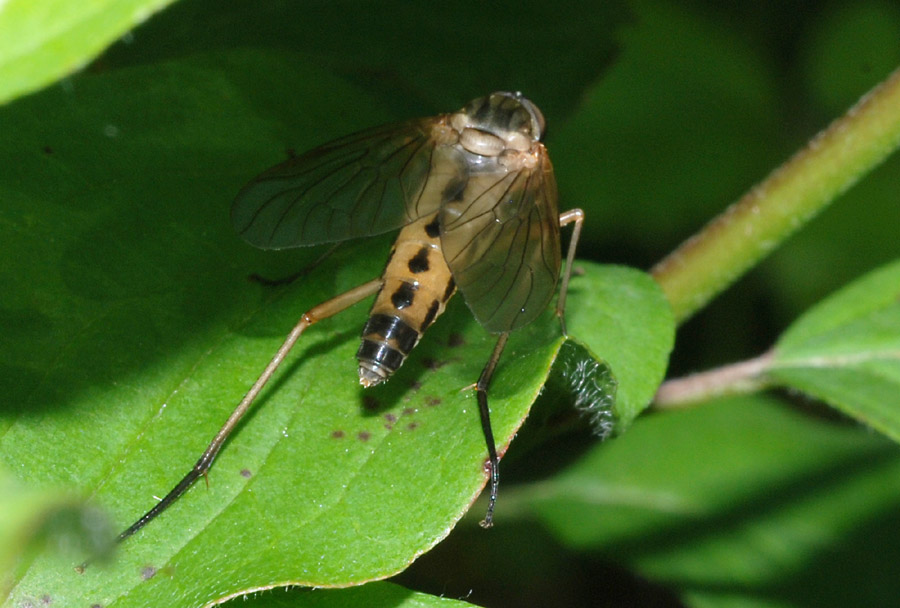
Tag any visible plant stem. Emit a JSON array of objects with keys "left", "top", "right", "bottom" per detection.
[
  {"left": 652, "top": 65, "right": 900, "bottom": 324},
  {"left": 654, "top": 351, "right": 774, "bottom": 408}
]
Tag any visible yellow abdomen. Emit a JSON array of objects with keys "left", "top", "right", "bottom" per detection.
[{"left": 357, "top": 213, "right": 456, "bottom": 387}]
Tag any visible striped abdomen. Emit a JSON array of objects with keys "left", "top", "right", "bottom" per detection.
[{"left": 357, "top": 213, "right": 456, "bottom": 387}]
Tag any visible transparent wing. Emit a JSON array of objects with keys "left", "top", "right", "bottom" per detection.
[
  {"left": 232, "top": 117, "right": 460, "bottom": 249},
  {"left": 440, "top": 148, "right": 560, "bottom": 333}
]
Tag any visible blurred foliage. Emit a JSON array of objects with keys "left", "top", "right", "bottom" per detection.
[{"left": 2, "top": 0, "right": 899, "bottom": 606}]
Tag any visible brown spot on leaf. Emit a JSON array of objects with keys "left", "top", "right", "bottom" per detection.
[
  {"left": 141, "top": 566, "right": 157, "bottom": 580},
  {"left": 448, "top": 332, "right": 465, "bottom": 347},
  {"left": 407, "top": 422, "right": 419, "bottom": 431},
  {"left": 425, "top": 396, "right": 442, "bottom": 407},
  {"left": 384, "top": 413, "right": 397, "bottom": 423},
  {"left": 331, "top": 430, "right": 345, "bottom": 439},
  {"left": 240, "top": 469, "right": 252, "bottom": 478},
  {"left": 357, "top": 431, "right": 371, "bottom": 442},
  {"left": 422, "top": 357, "right": 448, "bottom": 371}
]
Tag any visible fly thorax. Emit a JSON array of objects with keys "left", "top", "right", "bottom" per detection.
[{"left": 458, "top": 128, "right": 506, "bottom": 157}]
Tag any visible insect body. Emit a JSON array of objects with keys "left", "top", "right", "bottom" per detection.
[{"left": 112, "top": 91, "right": 583, "bottom": 551}]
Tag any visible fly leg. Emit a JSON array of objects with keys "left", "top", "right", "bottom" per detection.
[
  {"left": 80, "top": 278, "right": 382, "bottom": 570},
  {"left": 556, "top": 208, "right": 585, "bottom": 336},
  {"left": 476, "top": 332, "right": 510, "bottom": 528},
  {"left": 475, "top": 209, "right": 583, "bottom": 529}
]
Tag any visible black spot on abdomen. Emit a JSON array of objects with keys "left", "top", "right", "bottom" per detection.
[
  {"left": 421, "top": 299, "right": 440, "bottom": 331},
  {"left": 391, "top": 282, "right": 417, "bottom": 309},
  {"left": 424, "top": 216, "right": 441, "bottom": 238},
  {"left": 408, "top": 247, "right": 430, "bottom": 274},
  {"left": 442, "top": 277, "right": 456, "bottom": 302}
]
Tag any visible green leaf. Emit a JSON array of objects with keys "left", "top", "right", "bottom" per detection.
[
  {"left": 220, "top": 582, "right": 478, "bottom": 608},
  {"left": 0, "top": 0, "right": 177, "bottom": 106},
  {"left": 501, "top": 266, "right": 674, "bottom": 470},
  {"left": 532, "top": 265, "right": 674, "bottom": 440},
  {"left": 518, "top": 395, "right": 900, "bottom": 607},
  {"left": 769, "top": 259, "right": 900, "bottom": 441},
  {"left": 562, "top": 265, "right": 674, "bottom": 429},
  {"left": 0, "top": 49, "right": 673, "bottom": 606}
]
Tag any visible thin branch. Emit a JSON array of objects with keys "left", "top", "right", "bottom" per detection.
[{"left": 654, "top": 350, "right": 775, "bottom": 409}]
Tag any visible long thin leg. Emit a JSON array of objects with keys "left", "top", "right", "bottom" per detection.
[
  {"left": 473, "top": 210, "right": 583, "bottom": 530},
  {"left": 109, "top": 278, "right": 382, "bottom": 549},
  {"left": 556, "top": 208, "right": 585, "bottom": 336},
  {"left": 476, "top": 332, "right": 510, "bottom": 529},
  {"left": 469, "top": 210, "right": 583, "bottom": 531}
]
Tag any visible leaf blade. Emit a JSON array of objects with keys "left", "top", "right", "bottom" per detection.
[
  {"left": 0, "top": 0, "right": 177, "bottom": 105},
  {"left": 770, "top": 259, "right": 900, "bottom": 441}
]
